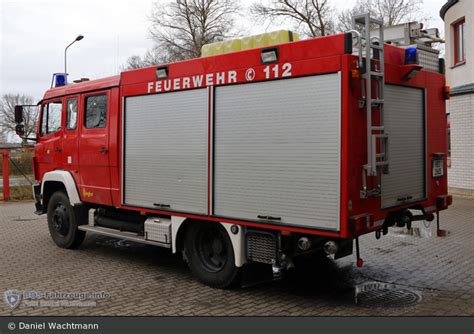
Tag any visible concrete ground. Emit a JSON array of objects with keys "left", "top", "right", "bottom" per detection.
[{"left": 0, "top": 198, "right": 472, "bottom": 316}]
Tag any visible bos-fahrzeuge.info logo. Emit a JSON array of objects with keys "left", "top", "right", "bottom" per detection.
[
  {"left": 4, "top": 289, "right": 22, "bottom": 310},
  {"left": 4, "top": 289, "right": 111, "bottom": 310}
]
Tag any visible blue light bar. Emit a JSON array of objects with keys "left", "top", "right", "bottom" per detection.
[
  {"left": 54, "top": 74, "right": 67, "bottom": 87},
  {"left": 405, "top": 47, "right": 418, "bottom": 65}
]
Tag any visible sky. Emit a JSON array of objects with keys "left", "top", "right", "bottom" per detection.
[{"left": 0, "top": 0, "right": 447, "bottom": 102}]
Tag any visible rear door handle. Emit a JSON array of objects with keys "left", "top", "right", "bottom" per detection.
[
  {"left": 153, "top": 203, "right": 171, "bottom": 208},
  {"left": 54, "top": 147, "right": 62, "bottom": 152},
  {"left": 258, "top": 215, "right": 282, "bottom": 221},
  {"left": 99, "top": 148, "right": 108, "bottom": 154}
]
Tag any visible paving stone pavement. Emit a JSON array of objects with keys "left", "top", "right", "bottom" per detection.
[{"left": 0, "top": 198, "right": 472, "bottom": 316}]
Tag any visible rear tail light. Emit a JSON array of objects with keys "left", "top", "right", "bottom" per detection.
[
  {"left": 437, "top": 195, "right": 453, "bottom": 209},
  {"left": 349, "top": 214, "right": 375, "bottom": 234}
]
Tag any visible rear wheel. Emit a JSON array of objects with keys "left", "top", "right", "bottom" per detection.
[
  {"left": 184, "top": 222, "right": 240, "bottom": 288},
  {"left": 47, "top": 191, "right": 87, "bottom": 249}
]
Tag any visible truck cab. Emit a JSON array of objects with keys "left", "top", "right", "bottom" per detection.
[{"left": 31, "top": 77, "right": 120, "bottom": 210}]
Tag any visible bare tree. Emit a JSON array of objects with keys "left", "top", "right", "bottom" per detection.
[
  {"left": 123, "top": 47, "right": 163, "bottom": 70},
  {"left": 148, "top": 0, "right": 239, "bottom": 63},
  {"left": 142, "top": 47, "right": 163, "bottom": 66},
  {"left": 251, "top": 0, "right": 335, "bottom": 38},
  {"left": 0, "top": 94, "right": 38, "bottom": 143},
  {"left": 124, "top": 55, "right": 146, "bottom": 70},
  {"left": 338, "top": 0, "right": 426, "bottom": 32}
]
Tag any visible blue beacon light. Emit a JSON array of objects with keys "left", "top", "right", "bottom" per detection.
[
  {"left": 55, "top": 74, "right": 67, "bottom": 87},
  {"left": 405, "top": 47, "right": 418, "bottom": 65}
]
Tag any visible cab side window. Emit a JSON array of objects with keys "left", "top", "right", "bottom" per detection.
[
  {"left": 85, "top": 95, "right": 107, "bottom": 128},
  {"left": 40, "top": 105, "right": 47, "bottom": 136},
  {"left": 47, "top": 102, "right": 62, "bottom": 133},
  {"left": 40, "top": 101, "right": 62, "bottom": 136},
  {"left": 66, "top": 98, "right": 78, "bottom": 130}
]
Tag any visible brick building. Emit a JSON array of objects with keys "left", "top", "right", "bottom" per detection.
[{"left": 441, "top": 0, "right": 474, "bottom": 197}]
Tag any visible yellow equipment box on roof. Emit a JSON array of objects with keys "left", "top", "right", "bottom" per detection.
[{"left": 201, "top": 30, "right": 299, "bottom": 57}]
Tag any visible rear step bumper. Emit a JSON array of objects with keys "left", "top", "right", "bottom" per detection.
[{"left": 78, "top": 225, "right": 171, "bottom": 248}]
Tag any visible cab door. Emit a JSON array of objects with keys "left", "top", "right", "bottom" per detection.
[
  {"left": 78, "top": 91, "right": 112, "bottom": 205},
  {"left": 61, "top": 96, "right": 80, "bottom": 184},
  {"left": 36, "top": 100, "right": 64, "bottom": 177}
]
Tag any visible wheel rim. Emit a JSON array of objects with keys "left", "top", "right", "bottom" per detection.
[
  {"left": 52, "top": 203, "right": 70, "bottom": 236},
  {"left": 196, "top": 226, "right": 228, "bottom": 272}
]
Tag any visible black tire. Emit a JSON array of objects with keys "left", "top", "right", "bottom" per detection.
[
  {"left": 184, "top": 222, "right": 240, "bottom": 288},
  {"left": 47, "top": 191, "right": 87, "bottom": 249}
]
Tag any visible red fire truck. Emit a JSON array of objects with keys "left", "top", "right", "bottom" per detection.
[{"left": 15, "top": 15, "right": 451, "bottom": 288}]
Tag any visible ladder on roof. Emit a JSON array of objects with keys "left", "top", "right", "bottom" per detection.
[{"left": 352, "top": 14, "right": 390, "bottom": 199}]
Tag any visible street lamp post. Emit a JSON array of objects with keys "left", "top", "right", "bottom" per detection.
[{"left": 64, "top": 35, "right": 84, "bottom": 81}]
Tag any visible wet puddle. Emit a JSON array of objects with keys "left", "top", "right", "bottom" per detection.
[{"left": 391, "top": 225, "right": 434, "bottom": 239}]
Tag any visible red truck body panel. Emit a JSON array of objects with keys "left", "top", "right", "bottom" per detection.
[{"left": 36, "top": 34, "right": 450, "bottom": 239}]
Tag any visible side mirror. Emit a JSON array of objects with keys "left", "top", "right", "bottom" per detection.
[
  {"left": 15, "top": 124, "right": 25, "bottom": 137},
  {"left": 14, "top": 105, "right": 24, "bottom": 123}
]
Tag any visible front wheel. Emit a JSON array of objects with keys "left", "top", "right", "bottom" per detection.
[
  {"left": 184, "top": 222, "right": 240, "bottom": 288},
  {"left": 47, "top": 191, "right": 87, "bottom": 249}
]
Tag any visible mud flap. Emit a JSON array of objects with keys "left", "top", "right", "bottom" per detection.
[{"left": 33, "top": 184, "right": 43, "bottom": 215}]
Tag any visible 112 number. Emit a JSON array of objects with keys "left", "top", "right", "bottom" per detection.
[{"left": 263, "top": 63, "right": 292, "bottom": 79}]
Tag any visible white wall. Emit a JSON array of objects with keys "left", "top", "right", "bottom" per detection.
[
  {"left": 447, "top": 94, "right": 474, "bottom": 193},
  {"left": 444, "top": 0, "right": 473, "bottom": 194}
]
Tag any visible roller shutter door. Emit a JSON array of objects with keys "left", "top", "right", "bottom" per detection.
[
  {"left": 213, "top": 74, "right": 341, "bottom": 230},
  {"left": 123, "top": 89, "right": 208, "bottom": 214},
  {"left": 382, "top": 85, "right": 426, "bottom": 208}
]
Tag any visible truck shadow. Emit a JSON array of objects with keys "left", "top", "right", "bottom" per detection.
[
  {"left": 84, "top": 234, "right": 358, "bottom": 304},
  {"left": 257, "top": 256, "right": 357, "bottom": 304}
]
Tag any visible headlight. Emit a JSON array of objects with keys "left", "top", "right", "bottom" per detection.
[{"left": 432, "top": 154, "right": 445, "bottom": 178}]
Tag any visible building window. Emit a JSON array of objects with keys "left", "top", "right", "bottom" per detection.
[{"left": 453, "top": 18, "right": 465, "bottom": 65}]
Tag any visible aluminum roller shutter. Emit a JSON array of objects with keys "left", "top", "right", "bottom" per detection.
[
  {"left": 123, "top": 89, "right": 208, "bottom": 214},
  {"left": 382, "top": 85, "right": 426, "bottom": 208},
  {"left": 213, "top": 74, "right": 341, "bottom": 230}
]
